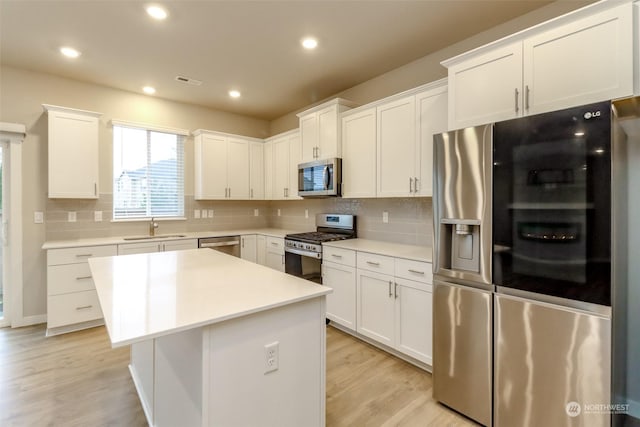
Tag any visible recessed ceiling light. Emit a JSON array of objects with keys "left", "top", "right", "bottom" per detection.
[
  {"left": 60, "top": 46, "right": 81, "bottom": 58},
  {"left": 229, "top": 90, "right": 241, "bottom": 98},
  {"left": 574, "top": 131, "right": 585, "bottom": 136},
  {"left": 301, "top": 37, "right": 318, "bottom": 50},
  {"left": 143, "top": 86, "right": 156, "bottom": 95},
  {"left": 146, "top": 5, "right": 168, "bottom": 20}
]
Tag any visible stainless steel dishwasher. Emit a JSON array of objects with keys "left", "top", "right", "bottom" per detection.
[{"left": 198, "top": 236, "right": 241, "bottom": 257}]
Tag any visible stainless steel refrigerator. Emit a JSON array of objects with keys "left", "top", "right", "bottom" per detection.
[{"left": 433, "top": 99, "right": 637, "bottom": 426}]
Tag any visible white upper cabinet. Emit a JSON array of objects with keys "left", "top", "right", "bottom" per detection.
[
  {"left": 249, "top": 141, "right": 264, "bottom": 200},
  {"left": 523, "top": 3, "right": 633, "bottom": 115},
  {"left": 263, "top": 141, "right": 273, "bottom": 200},
  {"left": 297, "top": 98, "right": 357, "bottom": 162},
  {"left": 415, "top": 84, "right": 448, "bottom": 197},
  {"left": 341, "top": 107, "right": 377, "bottom": 198},
  {"left": 193, "top": 130, "right": 252, "bottom": 200},
  {"left": 377, "top": 95, "right": 416, "bottom": 197},
  {"left": 340, "top": 80, "right": 447, "bottom": 199},
  {"left": 444, "top": 1, "right": 634, "bottom": 129},
  {"left": 267, "top": 130, "right": 300, "bottom": 200},
  {"left": 43, "top": 104, "right": 101, "bottom": 199},
  {"left": 446, "top": 43, "right": 523, "bottom": 129}
]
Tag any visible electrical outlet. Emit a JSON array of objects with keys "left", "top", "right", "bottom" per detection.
[
  {"left": 264, "top": 341, "right": 279, "bottom": 374},
  {"left": 94, "top": 211, "right": 103, "bottom": 222},
  {"left": 68, "top": 211, "right": 77, "bottom": 223},
  {"left": 305, "top": 209, "right": 309, "bottom": 219},
  {"left": 208, "top": 209, "right": 214, "bottom": 218},
  {"left": 34, "top": 211, "right": 44, "bottom": 224},
  {"left": 254, "top": 208, "right": 259, "bottom": 217},
  {"left": 382, "top": 211, "right": 389, "bottom": 223},
  {"left": 277, "top": 209, "right": 281, "bottom": 217},
  {"left": 194, "top": 209, "right": 201, "bottom": 219}
]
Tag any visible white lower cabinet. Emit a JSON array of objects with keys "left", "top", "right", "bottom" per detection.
[
  {"left": 46, "top": 244, "right": 118, "bottom": 335},
  {"left": 342, "top": 248, "right": 433, "bottom": 366},
  {"left": 265, "top": 237, "right": 285, "bottom": 272},
  {"left": 256, "top": 235, "right": 266, "bottom": 266},
  {"left": 118, "top": 239, "right": 197, "bottom": 255},
  {"left": 240, "top": 234, "right": 257, "bottom": 263}
]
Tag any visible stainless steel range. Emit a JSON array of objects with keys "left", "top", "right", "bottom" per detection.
[{"left": 284, "top": 214, "right": 356, "bottom": 284}]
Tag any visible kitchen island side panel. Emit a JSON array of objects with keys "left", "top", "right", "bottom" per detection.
[{"left": 205, "top": 297, "right": 325, "bottom": 427}]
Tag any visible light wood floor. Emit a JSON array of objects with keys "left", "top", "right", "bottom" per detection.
[{"left": 0, "top": 324, "right": 476, "bottom": 426}]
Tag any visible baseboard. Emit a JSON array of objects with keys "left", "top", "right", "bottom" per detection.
[{"left": 10, "top": 314, "right": 47, "bottom": 328}]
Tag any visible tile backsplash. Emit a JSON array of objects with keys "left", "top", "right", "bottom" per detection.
[{"left": 45, "top": 195, "right": 433, "bottom": 247}]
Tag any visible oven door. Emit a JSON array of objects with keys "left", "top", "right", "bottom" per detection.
[{"left": 284, "top": 248, "right": 322, "bottom": 284}]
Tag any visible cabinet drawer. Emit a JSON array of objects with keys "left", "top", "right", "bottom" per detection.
[
  {"left": 47, "top": 245, "right": 117, "bottom": 266},
  {"left": 48, "top": 263, "right": 95, "bottom": 296},
  {"left": 323, "top": 246, "right": 356, "bottom": 267},
  {"left": 47, "top": 290, "right": 103, "bottom": 328},
  {"left": 357, "top": 252, "right": 394, "bottom": 275},
  {"left": 266, "top": 237, "right": 284, "bottom": 254},
  {"left": 395, "top": 258, "right": 433, "bottom": 284}
]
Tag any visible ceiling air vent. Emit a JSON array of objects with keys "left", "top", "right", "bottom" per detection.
[{"left": 175, "top": 75, "right": 202, "bottom": 86}]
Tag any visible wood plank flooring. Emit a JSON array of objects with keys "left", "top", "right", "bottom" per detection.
[{"left": 0, "top": 324, "right": 476, "bottom": 426}]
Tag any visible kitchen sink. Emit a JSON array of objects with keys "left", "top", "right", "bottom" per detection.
[{"left": 123, "top": 234, "right": 187, "bottom": 241}]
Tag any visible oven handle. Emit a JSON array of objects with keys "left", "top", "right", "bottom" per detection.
[
  {"left": 284, "top": 247, "right": 322, "bottom": 259},
  {"left": 323, "top": 166, "right": 330, "bottom": 190}
]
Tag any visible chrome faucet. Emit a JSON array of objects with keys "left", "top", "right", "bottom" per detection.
[{"left": 149, "top": 217, "right": 159, "bottom": 236}]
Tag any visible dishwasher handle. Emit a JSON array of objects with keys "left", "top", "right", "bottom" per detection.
[{"left": 199, "top": 240, "right": 240, "bottom": 248}]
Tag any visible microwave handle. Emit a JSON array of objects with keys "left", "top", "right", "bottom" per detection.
[{"left": 323, "top": 166, "right": 330, "bottom": 190}]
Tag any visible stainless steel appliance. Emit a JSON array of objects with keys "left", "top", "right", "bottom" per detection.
[
  {"left": 433, "top": 124, "right": 493, "bottom": 427},
  {"left": 297, "top": 158, "right": 342, "bottom": 197},
  {"left": 433, "top": 100, "right": 635, "bottom": 426},
  {"left": 284, "top": 214, "right": 356, "bottom": 283},
  {"left": 492, "top": 101, "right": 613, "bottom": 427},
  {"left": 198, "top": 236, "right": 240, "bottom": 257}
]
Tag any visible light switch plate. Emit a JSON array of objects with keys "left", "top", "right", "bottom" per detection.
[
  {"left": 68, "top": 211, "right": 77, "bottom": 223},
  {"left": 208, "top": 209, "right": 214, "bottom": 218},
  {"left": 34, "top": 211, "right": 44, "bottom": 224},
  {"left": 194, "top": 209, "right": 201, "bottom": 219},
  {"left": 254, "top": 209, "right": 259, "bottom": 217},
  {"left": 94, "top": 211, "right": 103, "bottom": 222},
  {"left": 277, "top": 209, "right": 281, "bottom": 217},
  {"left": 305, "top": 209, "right": 309, "bottom": 219},
  {"left": 382, "top": 211, "right": 389, "bottom": 223}
]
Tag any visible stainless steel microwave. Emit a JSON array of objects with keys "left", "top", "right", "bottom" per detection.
[{"left": 297, "top": 158, "right": 342, "bottom": 197}]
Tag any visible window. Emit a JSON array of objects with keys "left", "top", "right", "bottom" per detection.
[{"left": 112, "top": 122, "right": 186, "bottom": 220}]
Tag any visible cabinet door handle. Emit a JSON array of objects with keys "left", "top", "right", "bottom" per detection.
[
  {"left": 409, "top": 177, "right": 413, "bottom": 193},
  {"left": 366, "top": 261, "right": 380, "bottom": 266},
  {"left": 75, "top": 275, "right": 92, "bottom": 280},
  {"left": 94, "top": 183, "right": 97, "bottom": 196},
  {"left": 250, "top": 188, "right": 254, "bottom": 198},
  {"left": 331, "top": 254, "right": 342, "bottom": 259},
  {"left": 271, "top": 242, "right": 278, "bottom": 246},
  {"left": 394, "top": 282, "right": 398, "bottom": 299},
  {"left": 75, "top": 305, "right": 93, "bottom": 311},
  {"left": 514, "top": 88, "right": 519, "bottom": 113},
  {"left": 242, "top": 238, "right": 244, "bottom": 248},
  {"left": 525, "top": 85, "right": 530, "bottom": 111},
  {"left": 414, "top": 177, "right": 419, "bottom": 193},
  {"left": 388, "top": 281, "right": 393, "bottom": 297},
  {"left": 75, "top": 254, "right": 93, "bottom": 258},
  {"left": 408, "top": 269, "right": 425, "bottom": 275},
  {"left": 281, "top": 254, "right": 285, "bottom": 264},
  {"left": 228, "top": 188, "right": 231, "bottom": 198}
]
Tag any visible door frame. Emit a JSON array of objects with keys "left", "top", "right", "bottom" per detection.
[{"left": 0, "top": 123, "right": 24, "bottom": 328}]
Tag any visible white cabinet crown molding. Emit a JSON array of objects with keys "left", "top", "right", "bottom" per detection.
[
  {"left": 192, "top": 128, "right": 264, "bottom": 142},
  {"left": 441, "top": 0, "right": 633, "bottom": 68},
  {"left": 0, "top": 122, "right": 26, "bottom": 136},
  {"left": 265, "top": 128, "right": 299, "bottom": 142},
  {"left": 43, "top": 103, "right": 102, "bottom": 118},
  {"left": 295, "top": 97, "right": 359, "bottom": 118}
]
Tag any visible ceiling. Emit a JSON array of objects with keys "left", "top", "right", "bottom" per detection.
[{"left": 1, "top": 0, "right": 569, "bottom": 121}]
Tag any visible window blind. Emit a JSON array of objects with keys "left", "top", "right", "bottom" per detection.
[{"left": 113, "top": 124, "right": 185, "bottom": 220}]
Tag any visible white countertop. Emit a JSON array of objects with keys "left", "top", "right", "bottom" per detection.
[
  {"left": 323, "top": 238, "right": 432, "bottom": 263},
  {"left": 42, "top": 228, "right": 299, "bottom": 250},
  {"left": 89, "top": 248, "right": 331, "bottom": 347}
]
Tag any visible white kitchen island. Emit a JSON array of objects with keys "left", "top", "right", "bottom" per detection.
[{"left": 88, "top": 248, "right": 330, "bottom": 427}]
